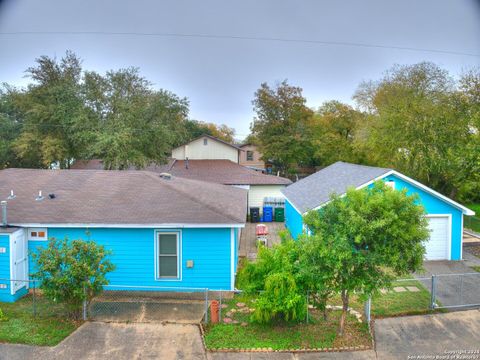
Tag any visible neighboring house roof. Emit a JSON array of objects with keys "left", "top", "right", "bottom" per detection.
[
  {"left": 148, "top": 159, "right": 292, "bottom": 185},
  {"left": 71, "top": 159, "right": 292, "bottom": 186},
  {"left": 282, "top": 161, "right": 474, "bottom": 216},
  {"left": 173, "top": 134, "right": 243, "bottom": 152},
  {"left": 0, "top": 168, "right": 247, "bottom": 226}
]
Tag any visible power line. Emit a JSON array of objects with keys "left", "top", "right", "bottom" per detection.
[{"left": 0, "top": 31, "right": 478, "bottom": 58}]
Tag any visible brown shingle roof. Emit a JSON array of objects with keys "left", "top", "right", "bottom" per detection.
[
  {"left": 0, "top": 168, "right": 247, "bottom": 226},
  {"left": 146, "top": 160, "right": 292, "bottom": 185},
  {"left": 71, "top": 159, "right": 292, "bottom": 186}
]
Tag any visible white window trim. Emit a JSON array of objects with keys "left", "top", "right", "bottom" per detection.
[
  {"left": 27, "top": 228, "right": 48, "bottom": 241},
  {"left": 154, "top": 230, "right": 182, "bottom": 281}
]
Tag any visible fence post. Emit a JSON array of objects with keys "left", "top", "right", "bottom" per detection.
[
  {"left": 204, "top": 288, "right": 209, "bottom": 324},
  {"left": 82, "top": 285, "right": 87, "bottom": 321},
  {"left": 430, "top": 275, "right": 437, "bottom": 310},
  {"left": 460, "top": 274, "right": 464, "bottom": 305},
  {"left": 32, "top": 280, "right": 37, "bottom": 318},
  {"left": 219, "top": 291, "right": 222, "bottom": 322},
  {"left": 364, "top": 296, "right": 371, "bottom": 329}
]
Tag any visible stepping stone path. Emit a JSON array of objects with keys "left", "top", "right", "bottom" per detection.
[
  {"left": 223, "top": 317, "right": 232, "bottom": 323},
  {"left": 393, "top": 286, "right": 407, "bottom": 292},
  {"left": 406, "top": 286, "right": 420, "bottom": 292},
  {"left": 221, "top": 304, "right": 228, "bottom": 309},
  {"left": 236, "top": 302, "right": 246, "bottom": 307}
]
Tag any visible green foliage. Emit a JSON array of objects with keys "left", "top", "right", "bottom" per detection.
[
  {"left": 183, "top": 119, "right": 236, "bottom": 143},
  {"left": 32, "top": 237, "right": 115, "bottom": 318},
  {"left": 253, "top": 272, "right": 306, "bottom": 323},
  {"left": 310, "top": 101, "right": 367, "bottom": 166},
  {"left": 250, "top": 80, "right": 315, "bottom": 174},
  {"left": 353, "top": 62, "right": 480, "bottom": 201},
  {"left": 237, "top": 240, "right": 306, "bottom": 323},
  {"left": 0, "top": 51, "right": 235, "bottom": 170},
  {"left": 302, "top": 181, "right": 429, "bottom": 334},
  {"left": 0, "top": 308, "right": 8, "bottom": 321}
]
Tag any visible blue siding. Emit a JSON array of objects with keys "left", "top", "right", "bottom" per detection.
[
  {"left": 382, "top": 174, "right": 463, "bottom": 260},
  {"left": 284, "top": 174, "right": 464, "bottom": 260},
  {"left": 28, "top": 227, "right": 235, "bottom": 291},
  {"left": 285, "top": 199, "right": 304, "bottom": 240},
  {"left": 0, "top": 234, "right": 11, "bottom": 302}
]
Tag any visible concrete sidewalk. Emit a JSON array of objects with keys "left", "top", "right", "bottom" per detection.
[{"left": 2, "top": 310, "right": 479, "bottom": 360}]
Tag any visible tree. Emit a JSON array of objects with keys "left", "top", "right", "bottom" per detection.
[
  {"left": 310, "top": 101, "right": 366, "bottom": 166},
  {"left": 353, "top": 62, "right": 475, "bottom": 199},
  {"left": 250, "top": 80, "right": 314, "bottom": 174},
  {"left": 0, "top": 86, "right": 24, "bottom": 168},
  {"left": 302, "top": 181, "right": 429, "bottom": 335},
  {"left": 32, "top": 237, "right": 115, "bottom": 318},
  {"left": 12, "top": 51, "right": 90, "bottom": 168},
  {"left": 183, "top": 120, "right": 236, "bottom": 143},
  {"left": 83, "top": 67, "right": 190, "bottom": 169}
]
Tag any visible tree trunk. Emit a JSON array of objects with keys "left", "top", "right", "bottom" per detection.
[{"left": 338, "top": 290, "right": 349, "bottom": 336}]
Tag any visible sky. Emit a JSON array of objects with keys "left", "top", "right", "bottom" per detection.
[{"left": 0, "top": 0, "right": 479, "bottom": 139}]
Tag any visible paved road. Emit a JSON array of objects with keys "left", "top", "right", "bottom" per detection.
[{"left": 1, "top": 310, "right": 479, "bottom": 360}]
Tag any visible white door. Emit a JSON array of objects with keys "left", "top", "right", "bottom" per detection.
[
  {"left": 424, "top": 216, "right": 450, "bottom": 260},
  {"left": 10, "top": 229, "right": 28, "bottom": 294}
]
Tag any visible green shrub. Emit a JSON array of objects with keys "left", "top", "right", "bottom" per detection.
[
  {"left": 32, "top": 237, "right": 115, "bottom": 319},
  {"left": 252, "top": 272, "right": 306, "bottom": 323}
]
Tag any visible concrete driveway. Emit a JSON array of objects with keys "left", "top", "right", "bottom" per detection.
[
  {"left": 0, "top": 322, "right": 206, "bottom": 360},
  {"left": 1, "top": 310, "right": 479, "bottom": 360},
  {"left": 375, "top": 309, "right": 480, "bottom": 359},
  {"left": 414, "top": 260, "right": 480, "bottom": 308}
]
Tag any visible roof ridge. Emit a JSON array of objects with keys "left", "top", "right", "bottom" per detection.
[{"left": 142, "top": 171, "right": 243, "bottom": 223}]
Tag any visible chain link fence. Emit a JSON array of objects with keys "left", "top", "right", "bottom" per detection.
[{"left": 2, "top": 273, "right": 479, "bottom": 325}]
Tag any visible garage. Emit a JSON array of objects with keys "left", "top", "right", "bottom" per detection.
[{"left": 425, "top": 216, "right": 450, "bottom": 260}]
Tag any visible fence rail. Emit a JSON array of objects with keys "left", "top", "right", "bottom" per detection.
[{"left": 1, "top": 273, "right": 479, "bottom": 324}]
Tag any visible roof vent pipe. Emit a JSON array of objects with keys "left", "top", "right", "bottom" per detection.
[
  {"left": 36, "top": 190, "right": 44, "bottom": 201},
  {"left": 1, "top": 201, "right": 7, "bottom": 227},
  {"left": 7, "top": 190, "right": 15, "bottom": 199}
]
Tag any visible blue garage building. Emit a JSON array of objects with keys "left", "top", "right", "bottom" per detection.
[{"left": 282, "top": 162, "right": 475, "bottom": 261}]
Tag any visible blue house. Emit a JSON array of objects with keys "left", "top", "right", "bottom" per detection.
[
  {"left": 282, "top": 162, "right": 475, "bottom": 261},
  {"left": 0, "top": 169, "right": 246, "bottom": 302}
]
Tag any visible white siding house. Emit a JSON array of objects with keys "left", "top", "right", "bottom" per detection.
[{"left": 171, "top": 135, "right": 240, "bottom": 163}]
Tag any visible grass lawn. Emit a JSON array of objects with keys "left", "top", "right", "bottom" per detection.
[
  {"left": 471, "top": 266, "right": 480, "bottom": 272},
  {"left": 204, "top": 310, "right": 371, "bottom": 350},
  {"left": 465, "top": 204, "right": 480, "bottom": 233},
  {"left": 330, "top": 278, "right": 436, "bottom": 318},
  {"left": 0, "top": 294, "right": 80, "bottom": 346}
]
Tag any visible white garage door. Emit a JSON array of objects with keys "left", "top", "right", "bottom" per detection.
[{"left": 424, "top": 216, "right": 450, "bottom": 260}]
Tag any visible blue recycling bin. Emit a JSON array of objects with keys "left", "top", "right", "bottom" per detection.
[{"left": 263, "top": 206, "right": 273, "bottom": 222}]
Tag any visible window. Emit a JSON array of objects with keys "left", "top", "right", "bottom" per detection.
[
  {"left": 246, "top": 150, "right": 254, "bottom": 161},
  {"left": 157, "top": 232, "right": 179, "bottom": 278},
  {"left": 203, "top": 138, "right": 208, "bottom": 145},
  {"left": 28, "top": 228, "right": 47, "bottom": 241},
  {"left": 385, "top": 180, "right": 395, "bottom": 190}
]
